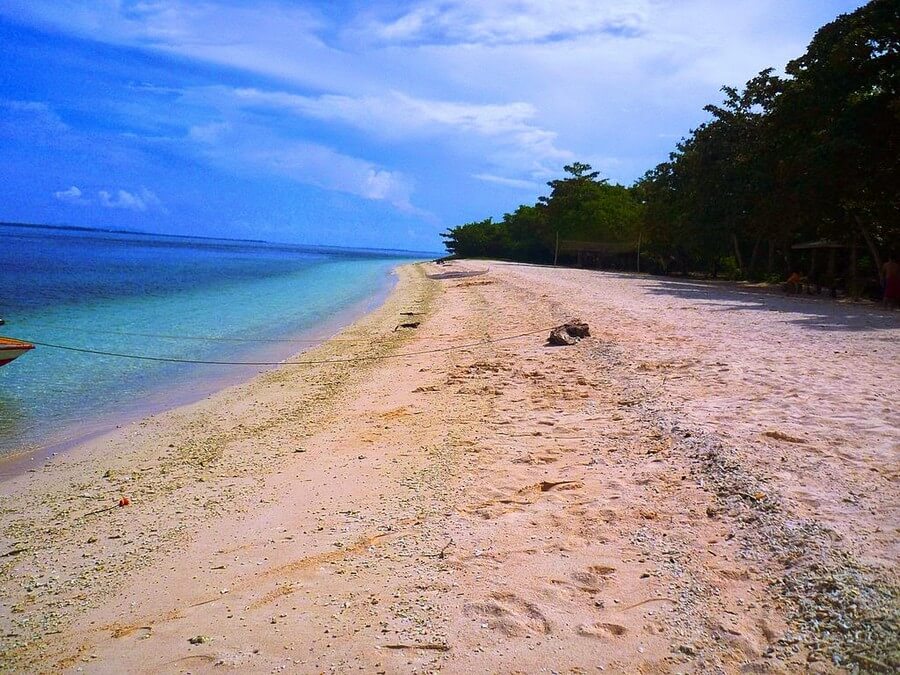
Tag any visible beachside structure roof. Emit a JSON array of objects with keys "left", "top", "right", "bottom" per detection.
[
  {"left": 558, "top": 240, "right": 638, "bottom": 254},
  {"left": 791, "top": 240, "right": 848, "bottom": 250}
]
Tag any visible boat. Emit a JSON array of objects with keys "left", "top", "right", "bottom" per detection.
[{"left": 0, "top": 337, "right": 34, "bottom": 368}]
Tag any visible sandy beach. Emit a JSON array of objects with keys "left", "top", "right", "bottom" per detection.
[{"left": 1, "top": 260, "right": 897, "bottom": 673}]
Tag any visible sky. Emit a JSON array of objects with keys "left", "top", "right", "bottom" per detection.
[{"left": 0, "top": 1, "right": 867, "bottom": 250}]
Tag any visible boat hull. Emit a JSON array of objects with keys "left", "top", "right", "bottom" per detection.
[{"left": 0, "top": 338, "right": 34, "bottom": 368}]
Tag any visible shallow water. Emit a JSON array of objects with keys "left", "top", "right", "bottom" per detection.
[{"left": 0, "top": 224, "right": 428, "bottom": 456}]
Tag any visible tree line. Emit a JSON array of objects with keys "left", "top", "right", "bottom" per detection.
[{"left": 442, "top": 0, "right": 898, "bottom": 294}]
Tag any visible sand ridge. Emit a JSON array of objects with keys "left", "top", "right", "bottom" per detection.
[{"left": 0, "top": 260, "right": 897, "bottom": 673}]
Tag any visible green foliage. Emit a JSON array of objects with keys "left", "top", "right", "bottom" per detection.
[
  {"left": 444, "top": 1, "right": 898, "bottom": 284},
  {"left": 440, "top": 218, "right": 508, "bottom": 258},
  {"left": 636, "top": 0, "right": 899, "bottom": 279},
  {"left": 442, "top": 163, "right": 643, "bottom": 264}
]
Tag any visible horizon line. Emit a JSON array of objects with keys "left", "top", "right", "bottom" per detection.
[{"left": 0, "top": 221, "right": 442, "bottom": 257}]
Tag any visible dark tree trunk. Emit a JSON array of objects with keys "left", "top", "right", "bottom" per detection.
[
  {"left": 854, "top": 214, "right": 884, "bottom": 287},
  {"left": 732, "top": 233, "right": 745, "bottom": 275},
  {"left": 749, "top": 237, "right": 762, "bottom": 276}
]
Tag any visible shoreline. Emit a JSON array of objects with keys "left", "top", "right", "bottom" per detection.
[
  {"left": 1, "top": 260, "right": 896, "bottom": 672},
  {"left": 0, "top": 261, "right": 439, "bottom": 667},
  {"left": 0, "top": 265, "right": 403, "bottom": 480}
]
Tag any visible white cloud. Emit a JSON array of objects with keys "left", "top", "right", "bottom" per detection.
[
  {"left": 0, "top": 99, "right": 69, "bottom": 144},
  {"left": 243, "top": 140, "right": 418, "bottom": 213},
  {"left": 472, "top": 174, "right": 543, "bottom": 190},
  {"left": 188, "top": 121, "right": 231, "bottom": 143},
  {"left": 1, "top": 100, "right": 68, "bottom": 129},
  {"left": 98, "top": 187, "right": 164, "bottom": 212},
  {"left": 181, "top": 111, "right": 424, "bottom": 213},
  {"left": 54, "top": 185, "right": 88, "bottom": 204},
  {"left": 226, "top": 87, "right": 572, "bottom": 176},
  {"left": 0, "top": 1, "right": 365, "bottom": 93},
  {"left": 356, "top": 0, "right": 650, "bottom": 45},
  {"left": 231, "top": 88, "right": 538, "bottom": 137},
  {"left": 179, "top": 84, "right": 571, "bottom": 204},
  {"left": 0, "top": 0, "right": 866, "bottom": 211}
]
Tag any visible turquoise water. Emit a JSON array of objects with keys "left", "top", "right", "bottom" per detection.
[{"left": 0, "top": 224, "right": 428, "bottom": 458}]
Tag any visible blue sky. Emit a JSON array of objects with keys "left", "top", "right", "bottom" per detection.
[{"left": 0, "top": 1, "right": 865, "bottom": 250}]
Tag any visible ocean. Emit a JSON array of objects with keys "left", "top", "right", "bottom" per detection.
[{"left": 0, "top": 224, "right": 428, "bottom": 460}]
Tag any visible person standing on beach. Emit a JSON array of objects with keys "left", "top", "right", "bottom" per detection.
[
  {"left": 883, "top": 255, "right": 900, "bottom": 308},
  {"left": 785, "top": 271, "right": 802, "bottom": 294}
]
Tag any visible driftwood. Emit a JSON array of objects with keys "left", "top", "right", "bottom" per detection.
[{"left": 547, "top": 320, "right": 591, "bottom": 346}]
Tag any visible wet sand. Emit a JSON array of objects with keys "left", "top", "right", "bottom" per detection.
[{"left": 1, "top": 261, "right": 897, "bottom": 673}]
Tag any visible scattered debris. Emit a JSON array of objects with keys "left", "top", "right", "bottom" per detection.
[
  {"left": 82, "top": 500, "right": 128, "bottom": 518},
  {"left": 564, "top": 320, "right": 590, "bottom": 338},
  {"left": 188, "top": 635, "right": 211, "bottom": 645},
  {"left": 382, "top": 643, "right": 450, "bottom": 652},
  {"left": 547, "top": 320, "right": 591, "bottom": 346},
  {"left": 621, "top": 597, "right": 676, "bottom": 611},
  {"left": 538, "top": 480, "right": 578, "bottom": 492},
  {"left": 395, "top": 321, "right": 421, "bottom": 331},
  {"left": 547, "top": 327, "right": 578, "bottom": 346},
  {"left": 425, "top": 539, "right": 455, "bottom": 559},
  {"left": 762, "top": 430, "right": 807, "bottom": 444},
  {"left": 1, "top": 547, "right": 27, "bottom": 558}
]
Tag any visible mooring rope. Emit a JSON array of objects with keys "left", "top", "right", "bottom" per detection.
[
  {"left": 15, "top": 323, "right": 407, "bottom": 343},
  {"left": 24, "top": 325, "right": 562, "bottom": 366}
]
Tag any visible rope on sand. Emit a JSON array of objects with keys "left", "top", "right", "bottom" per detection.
[
  {"left": 24, "top": 325, "right": 564, "bottom": 366},
  {"left": 15, "top": 322, "right": 417, "bottom": 343}
]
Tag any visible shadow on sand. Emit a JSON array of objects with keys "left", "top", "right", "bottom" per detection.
[
  {"left": 465, "top": 261, "right": 897, "bottom": 334},
  {"left": 634, "top": 275, "right": 898, "bottom": 333},
  {"left": 426, "top": 268, "right": 490, "bottom": 280}
]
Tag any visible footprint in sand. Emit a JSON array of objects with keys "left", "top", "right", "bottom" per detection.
[
  {"left": 762, "top": 430, "right": 807, "bottom": 444},
  {"left": 464, "top": 480, "right": 582, "bottom": 519},
  {"left": 718, "top": 568, "right": 751, "bottom": 581},
  {"left": 571, "top": 565, "right": 617, "bottom": 592},
  {"left": 464, "top": 592, "right": 551, "bottom": 637},
  {"left": 576, "top": 622, "right": 628, "bottom": 639},
  {"left": 524, "top": 480, "right": 583, "bottom": 494},
  {"left": 162, "top": 654, "right": 221, "bottom": 668},
  {"left": 513, "top": 452, "right": 560, "bottom": 465},
  {"left": 110, "top": 625, "right": 153, "bottom": 640}
]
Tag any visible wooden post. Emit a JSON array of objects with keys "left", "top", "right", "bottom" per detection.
[
  {"left": 553, "top": 231, "right": 559, "bottom": 266},
  {"left": 749, "top": 237, "right": 761, "bottom": 276},
  {"left": 827, "top": 247, "right": 837, "bottom": 297},
  {"left": 636, "top": 231, "right": 642, "bottom": 273},
  {"left": 810, "top": 247, "right": 817, "bottom": 292},
  {"left": 855, "top": 215, "right": 883, "bottom": 287},
  {"left": 732, "top": 233, "right": 744, "bottom": 275}
]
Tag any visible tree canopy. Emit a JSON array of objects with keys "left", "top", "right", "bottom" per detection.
[
  {"left": 442, "top": 0, "right": 898, "bottom": 290},
  {"left": 442, "top": 163, "right": 643, "bottom": 265}
]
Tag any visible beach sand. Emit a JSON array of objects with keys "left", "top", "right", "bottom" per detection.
[{"left": 1, "top": 261, "right": 897, "bottom": 673}]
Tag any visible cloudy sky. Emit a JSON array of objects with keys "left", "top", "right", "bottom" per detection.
[{"left": 0, "top": 1, "right": 865, "bottom": 250}]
